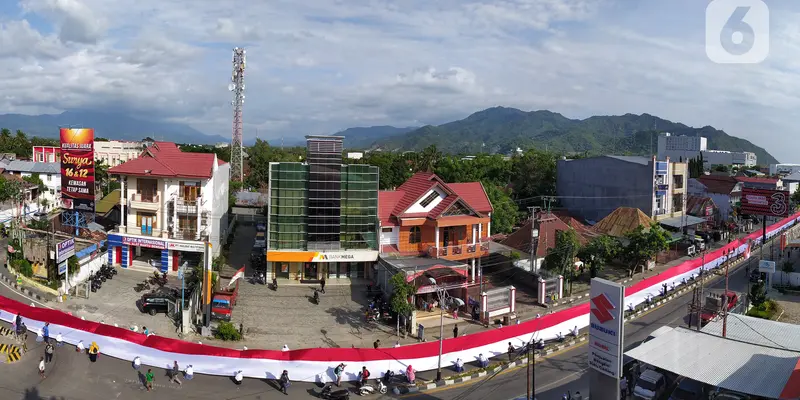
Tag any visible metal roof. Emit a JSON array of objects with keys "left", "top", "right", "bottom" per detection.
[
  {"left": 624, "top": 327, "right": 800, "bottom": 399},
  {"left": 2, "top": 160, "right": 60, "bottom": 175},
  {"left": 702, "top": 313, "right": 800, "bottom": 352},
  {"left": 606, "top": 155, "right": 651, "bottom": 165},
  {"left": 658, "top": 214, "right": 708, "bottom": 229}
]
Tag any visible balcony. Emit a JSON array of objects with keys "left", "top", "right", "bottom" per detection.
[
  {"left": 175, "top": 197, "right": 200, "bottom": 215},
  {"left": 130, "top": 193, "right": 160, "bottom": 212},
  {"left": 170, "top": 227, "right": 208, "bottom": 241},
  {"left": 426, "top": 242, "right": 490, "bottom": 261}
]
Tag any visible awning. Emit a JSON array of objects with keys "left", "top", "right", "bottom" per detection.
[
  {"left": 658, "top": 215, "right": 708, "bottom": 229},
  {"left": 625, "top": 327, "right": 800, "bottom": 399}
]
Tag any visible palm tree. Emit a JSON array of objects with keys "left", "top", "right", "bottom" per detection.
[{"left": 417, "top": 145, "right": 442, "bottom": 173}]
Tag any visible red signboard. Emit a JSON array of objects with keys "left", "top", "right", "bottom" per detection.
[
  {"left": 60, "top": 128, "right": 95, "bottom": 212},
  {"left": 740, "top": 188, "right": 790, "bottom": 218}
]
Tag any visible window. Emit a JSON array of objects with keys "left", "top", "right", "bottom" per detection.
[
  {"left": 409, "top": 226, "right": 421, "bottom": 244},
  {"left": 136, "top": 212, "right": 157, "bottom": 228},
  {"left": 381, "top": 227, "right": 393, "bottom": 233},
  {"left": 419, "top": 191, "right": 439, "bottom": 208}
]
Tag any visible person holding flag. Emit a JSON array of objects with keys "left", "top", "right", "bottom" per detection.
[{"left": 229, "top": 265, "right": 246, "bottom": 286}]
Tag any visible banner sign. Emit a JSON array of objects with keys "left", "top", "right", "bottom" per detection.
[
  {"left": 58, "top": 261, "right": 67, "bottom": 276},
  {"left": 588, "top": 278, "right": 625, "bottom": 379},
  {"left": 122, "top": 236, "right": 166, "bottom": 250},
  {"left": 56, "top": 238, "right": 75, "bottom": 264},
  {"left": 60, "top": 128, "right": 96, "bottom": 212},
  {"left": 741, "top": 188, "right": 790, "bottom": 218}
]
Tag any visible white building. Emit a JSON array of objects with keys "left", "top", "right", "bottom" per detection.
[
  {"left": 0, "top": 160, "right": 60, "bottom": 212},
  {"left": 657, "top": 133, "right": 757, "bottom": 167},
  {"left": 94, "top": 140, "right": 144, "bottom": 167},
  {"left": 107, "top": 142, "right": 230, "bottom": 273},
  {"left": 770, "top": 164, "right": 800, "bottom": 176}
]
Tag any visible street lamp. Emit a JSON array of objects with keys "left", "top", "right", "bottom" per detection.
[{"left": 427, "top": 277, "right": 465, "bottom": 382}]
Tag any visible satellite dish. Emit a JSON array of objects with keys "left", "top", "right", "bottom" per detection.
[{"left": 228, "top": 83, "right": 235, "bottom": 91}]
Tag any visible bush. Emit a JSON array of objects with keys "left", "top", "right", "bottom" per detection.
[
  {"left": 747, "top": 299, "right": 780, "bottom": 320},
  {"left": 15, "top": 259, "right": 33, "bottom": 278},
  {"left": 214, "top": 321, "right": 242, "bottom": 341}
]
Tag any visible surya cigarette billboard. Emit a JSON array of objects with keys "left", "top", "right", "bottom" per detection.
[{"left": 60, "top": 128, "right": 95, "bottom": 212}]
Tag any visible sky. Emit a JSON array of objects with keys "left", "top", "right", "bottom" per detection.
[{"left": 0, "top": 0, "right": 798, "bottom": 161}]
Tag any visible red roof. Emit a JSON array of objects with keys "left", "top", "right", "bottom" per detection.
[
  {"left": 379, "top": 172, "right": 493, "bottom": 226},
  {"left": 695, "top": 175, "right": 740, "bottom": 194},
  {"left": 735, "top": 176, "right": 779, "bottom": 184},
  {"left": 109, "top": 142, "right": 221, "bottom": 179},
  {"left": 501, "top": 213, "right": 590, "bottom": 257}
]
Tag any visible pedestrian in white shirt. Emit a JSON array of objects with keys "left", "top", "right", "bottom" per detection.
[
  {"left": 38, "top": 357, "right": 46, "bottom": 379},
  {"left": 282, "top": 344, "right": 289, "bottom": 352}
]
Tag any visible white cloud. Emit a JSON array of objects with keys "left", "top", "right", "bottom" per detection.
[{"left": 0, "top": 0, "right": 797, "bottom": 161}]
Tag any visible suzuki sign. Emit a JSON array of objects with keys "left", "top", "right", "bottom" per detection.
[{"left": 588, "top": 278, "right": 625, "bottom": 379}]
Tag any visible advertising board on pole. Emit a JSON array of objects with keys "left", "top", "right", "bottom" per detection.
[
  {"left": 740, "top": 188, "right": 790, "bottom": 218},
  {"left": 59, "top": 128, "right": 96, "bottom": 212},
  {"left": 56, "top": 238, "right": 75, "bottom": 264},
  {"left": 588, "top": 277, "right": 625, "bottom": 400}
]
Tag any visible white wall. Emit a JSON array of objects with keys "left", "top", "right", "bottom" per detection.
[
  {"left": 379, "top": 226, "right": 399, "bottom": 245},
  {"left": 59, "top": 253, "right": 106, "bottom": 295},
  {"left": 405, "top": 187, "right": 446, "bottom": 214}
]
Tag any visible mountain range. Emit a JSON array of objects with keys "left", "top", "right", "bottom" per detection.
[
  {"left": 0, "top": 110, "right": 228, "bottom": 145},
  {"left": 340, "top": 107, "right": 779, "bottom": 165}
]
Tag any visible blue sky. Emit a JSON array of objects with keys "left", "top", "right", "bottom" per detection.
[{"left": 0, "top": 0, "right": 798, "bottom": 161}]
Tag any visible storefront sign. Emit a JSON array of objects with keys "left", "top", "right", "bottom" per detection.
[
  {"left": 58, "top": 261, "right": 67, "bottom": 276},
  {"left": 122, "top": 236, "right": 166, "bottom": 250},
  {"left": 588, "top": 278, "right": 625, "bottom": 379},
  {"left": 312, "top": 251, "right": 379, "bottom": 263},
  {"left": 167, "top": 241, "right": 206, "bottom": 253},
  {"left": 60, "top": 128, "right": 95, "bottom": 212},
  {"left": 56, "top": 238, "right": 75, "bottom": 264}
]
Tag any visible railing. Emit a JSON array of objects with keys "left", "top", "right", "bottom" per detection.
[
  {"left": 427, "top": 242, "right": 490, "bottom": 259},
  {"left": 175, "top": 197, "right": 202, "bottom": 214},
  {"left": 171, "top": 228, "right": 207, "bottom": 241},
  {"left": 131, "top": 193, "right": 159, "bottom": 203}
]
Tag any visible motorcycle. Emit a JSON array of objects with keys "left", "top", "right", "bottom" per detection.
[
  {"left": 320, "top": 385, "right": 350, "bottom": 400},
  {"left": 149, "top": 271, "right": 168, "bottom": 286},
  {"left": 358, "top": 379, "right": 387, "bottom": 396}
]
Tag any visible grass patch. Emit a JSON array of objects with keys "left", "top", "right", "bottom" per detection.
[{"left": 747, "top": 299, "right": 780, "bottom": 320}]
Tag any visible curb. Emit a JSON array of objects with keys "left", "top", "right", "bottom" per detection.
[{"left": 0, "top": 268, "right": 50, "bottom": 303}]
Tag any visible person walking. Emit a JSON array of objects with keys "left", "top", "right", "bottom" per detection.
[
  {"left": 320, "top": 276, "right": 326, "bottom": 294},
  {"left": 453, "top": 324, "right": 458, "bottom": 338},
  {"left": 279, "top": 370, "right": 290, "bottom": 395},
  {"left": 42, "top": 322, "right": 50, "bottom": 343},
  {"left": 334, "top": 363, "right": 346, "bottom": 387},
  {"left": 145, "top": 368, "right": 155, "bottom": 391},
  {"left": 38, "top": 357, "right": 46, "bottom": 379},
  {"left": 507, "top": 342, "right": 515, "bottom": 361},
  {"left": 373, "top": 339, "right": 380, "bottom": 349},
  {"left": 170, "top": 361, "right": 182, "bottom": 386},
  {"left": 44, "top": 342, "right": 54, "bottom": 363}
]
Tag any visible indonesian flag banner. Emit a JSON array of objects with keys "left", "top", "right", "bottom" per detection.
[{"left": 229, "top": 266, "right": 245, "bottom": 287}]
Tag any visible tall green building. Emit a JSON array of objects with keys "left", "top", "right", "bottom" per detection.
[{"left": 266, "top": 136, "right": 379, "bottom": 281}]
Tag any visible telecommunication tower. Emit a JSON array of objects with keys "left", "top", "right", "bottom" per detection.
[{"left": 229, "top": 47, "right": 246, "bottom": 182}]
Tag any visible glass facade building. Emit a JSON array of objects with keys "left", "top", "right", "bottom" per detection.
[{"left": 266, "top": 136, "right": 379, "bottom": 281}]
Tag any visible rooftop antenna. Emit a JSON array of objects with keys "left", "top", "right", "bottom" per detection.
[{"left": 229, "top": 47, "right": 246, "bottom": 182}]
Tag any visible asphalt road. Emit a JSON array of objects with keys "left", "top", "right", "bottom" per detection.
[{"left": 402, "top": 246, "right": 767, "bottom": 400}]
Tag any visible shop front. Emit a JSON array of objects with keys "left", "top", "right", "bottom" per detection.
[
  {"left": 107, "top": 233, "right": 207, "bottom": 274},
  {"left": 266, "top": 250, "right": 379, "bottom": 282}
]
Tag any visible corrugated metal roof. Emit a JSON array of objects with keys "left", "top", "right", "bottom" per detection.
[
  {"left": 606, "top": 155, "right": 651, "bottom": 165},
  {"left": 625, "top": 327, "right": 799, "bottom": 399},
  {"left": 592, "top": 207, "right": 654, "bottom": 237},
  {"left": 3, "top": 160, "right": 60, "bottom": 174},
  {"left": 702, "top": 314, "right": 800, "bottom": 352}
]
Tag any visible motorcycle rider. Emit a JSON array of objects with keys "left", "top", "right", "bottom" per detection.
[{"left": 360, "top": 366, "right": 371, "bottom": 387}]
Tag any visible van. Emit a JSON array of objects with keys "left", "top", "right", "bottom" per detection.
[
  {"left": 254, "top": 232, "right": 266, "bottom": 248},
  {"left": 633, "top": 369, "right": 668, "bottom": 400},
  {"left": 669, "top": 378, "right": 710, "bottom": 400}
]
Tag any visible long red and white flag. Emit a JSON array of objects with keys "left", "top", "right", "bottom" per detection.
[{"left": 229, "top": 266, "right": 245, "bottom": 287}]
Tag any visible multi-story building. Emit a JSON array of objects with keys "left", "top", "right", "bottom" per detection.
[
  {"left": 377, "top": 172, "right": 493, "bottom": 280},
  {"left": 557, "top": 156, "right": 689, "bottom": 226},
  {"left": 0, "top": 160, "right": 60, "bottom": 212},
  {"left": 657, "top": 133, "right": 757, "bottom": 167},
  {"left": 688, "top": 175, "right": 742, "bottom": 222},
  {"left": 770, "top": 164, "right": 800, "bottom": 176},
  {"left": 106, "top": 142, "right": 229, "bottom": 272},
  {"left": 266, "top": 136, "right": 379, "bottom": 281},
  {"left": 34, "top": 140, "right": 143, "bottom": 167}
]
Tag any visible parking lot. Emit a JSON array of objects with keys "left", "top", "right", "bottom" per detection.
[{"left": 55, "top": 267, "right": 181, "bottom": 337}]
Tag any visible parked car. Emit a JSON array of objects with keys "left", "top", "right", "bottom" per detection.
[
  {"left": 749, "top": 269, "right": 766, "bottom": 283},
  {"left": 139, "top": 292, "right": 175, "bottom": 316},
  {"left": 633, "top": 369, "right": 669, "bottom": 400},
  {"left": 669, "top": 378, "right": 710, "bottom": 400}
]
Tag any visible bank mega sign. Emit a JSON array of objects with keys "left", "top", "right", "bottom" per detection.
[
  {"left": 588, "top": 277, "right": 625, "bottom": 379},
  {"left": 312, "top": 250, "right": 379, "bottom": 263}
]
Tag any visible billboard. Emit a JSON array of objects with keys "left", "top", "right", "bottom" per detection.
[
  {"left": 740, "top": 188, "right": 790, "bottom": 218},
  {"left": 56, "top": 238, "right": 75, "bottom": 264},
  {"left": 588, "top": 278, "right": 625, "bottom": 379},
  {"left": 60, "top": 128, "right": 95, "bottom": 212}
]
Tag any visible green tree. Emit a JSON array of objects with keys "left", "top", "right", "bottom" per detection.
[
  {"left": 577, "top": 235, "right": 621, "bottom": 278},
  {"left": 388, "top": 273, "right": 417, "bottom": 336},
  {"left": 356, "top": 151, "right": 412, "bottom": 190},
  {"left": 68, "top": 255, "right": 80, "bottom": 274},
  {"left": 544, "top": 228, "right": 581, "bottom": 294},
  {"left": 622, "top": 223, "right": 670, "bottom": 275},
  {"left": 483, "top": 184, "right": 518, "bottom": 234},
  {"left": 749, "top": 280, "right": 766, "bottom": 307},
  {"left": 510, "top": 149, "right": 557, "bottom": 203},
  {"left": 416, "top": 145, "right": 442, "bottom": 172}
]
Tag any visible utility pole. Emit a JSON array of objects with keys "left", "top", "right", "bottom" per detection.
[
  {"left": 528, "top": 206, "right": 541, "bottom": 273},
  {"left": 697, "top": 250, "right": 705, "bottom": 331},
  {"left": 723, "top": 248, "right": 730, "bottom": 338},
  {"left": 527, "top": 339, "right": 532, "bottom": 400}
]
